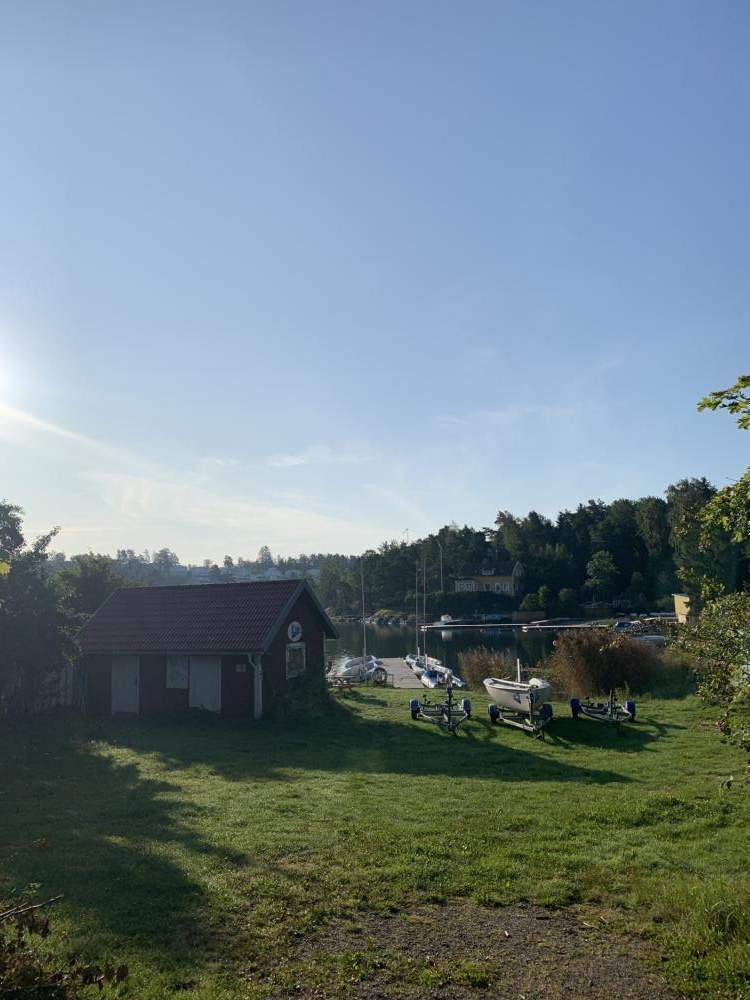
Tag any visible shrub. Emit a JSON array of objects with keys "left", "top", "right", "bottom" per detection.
[
  {"left": 547, "top": 628, "right": 663, "bottom": 698},
  {"left": 0, "top": 892, "right": 127, "bottom": 998},
  {"left": 647, "top": 647, "right": 695, "bottom": 698},
  {"left": 457, "top": 647, "right": 516, "bottom": 691},
  {"left": 267, "top": 665, "right": 335, "bottom": 723}
]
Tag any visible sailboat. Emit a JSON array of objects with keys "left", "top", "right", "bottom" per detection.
[
  {"left": 405, "top": 560, "right": 467, "bottom": 688},
  {"left": 332, "top": 560, "right": 380, "bottom": 682}
]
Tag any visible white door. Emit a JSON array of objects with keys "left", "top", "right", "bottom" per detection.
[
  {"left": 189, "top": 656, "right": 222, "bottom": 712},
  {"left": 111, "top": 655, "right": 139, "bottom": 714}
]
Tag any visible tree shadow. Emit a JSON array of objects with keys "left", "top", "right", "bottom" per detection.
[
  {"left": 91, "top": 692, "right": 639, "bottom": 788},
  {"left": 0, "top": 713, "right": 232, "bottom": 975},
  {"left": 543, "top": 712, "right": 685, "bottom": 752}
]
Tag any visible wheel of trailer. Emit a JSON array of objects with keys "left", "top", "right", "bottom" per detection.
[
  {"left": 488, "top": 704, "right": 500, "bottom": 725},
  {"left": 410, "top": 698, "right": 420, "bottom": 720},
  {"left": 625, "top": 699, "right": 636, "bottom": 721},
  {"left": 539, "top": 703, "right": 553, "bottom": 723},
  {"left": 372, "top": 666, "right": 388, "bottom": 686},
  {"left": 460, "top": 698, "right": 472, "bottom": 718},
  {"left": 570, "top": 697, "right": 581, "bottom": 720}
]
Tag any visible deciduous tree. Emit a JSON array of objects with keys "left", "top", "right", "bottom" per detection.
[
  {"left": 680, "top": 592, "right": 750, "bottom": 755},
  {"left": 585, "top": 550, "right": 618, "bottom": 602},
  {"left": 0, "top": 503, "right": 77, "bottom": 715}
]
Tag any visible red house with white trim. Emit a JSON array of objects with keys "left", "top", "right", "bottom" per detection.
[{"left": 77, "top": 580, "right": 337, "bottom": 719}]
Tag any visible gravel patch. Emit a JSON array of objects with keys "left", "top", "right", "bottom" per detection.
[{"left": 283, "top": 900, "right": 685, "bottom": 999}]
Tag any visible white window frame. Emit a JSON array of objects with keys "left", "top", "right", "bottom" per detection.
[
  {"left": 286, "top": 642, "right": 306, "bottom": 679},
  {"left": 166, "top": 655, "right": 189, "bottom": 689}
]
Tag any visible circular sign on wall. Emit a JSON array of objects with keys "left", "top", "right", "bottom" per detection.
[{"left": 287, "top": 621, "right": 303, "bottom": 642}]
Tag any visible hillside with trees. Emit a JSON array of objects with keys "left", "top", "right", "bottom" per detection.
[
  {"left": 3, "top": 374, "right": 750, "bottom": 729},
  {"left": 4, "top": 474, "right": 746, "bottom": 629}
]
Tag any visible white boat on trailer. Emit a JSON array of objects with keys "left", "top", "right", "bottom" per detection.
[{"left": 484, "top": 659, "right": 554, "bottom": 736}]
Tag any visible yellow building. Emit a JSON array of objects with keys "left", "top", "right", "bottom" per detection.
[
  {"left": 454, "top": 561, "right": 525, "bottom": 598},
  {"left": 673, "top": 593, "right": 692, "bottom": 624}
]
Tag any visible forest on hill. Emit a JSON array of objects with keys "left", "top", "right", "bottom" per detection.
[
  {"left": 2, "top": 474, "right": 746, "bottom": 628},
  {"left": 3, "top": 374, "right": 750, "bottom": 719}
]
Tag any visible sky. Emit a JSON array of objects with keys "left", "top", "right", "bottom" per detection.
[{"left": 1, "top": 1, "right": 749, "bottom": 565}]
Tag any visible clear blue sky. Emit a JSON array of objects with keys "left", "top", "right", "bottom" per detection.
[{"left": 1, "top": 1, "right": 748, "bottom": 564}]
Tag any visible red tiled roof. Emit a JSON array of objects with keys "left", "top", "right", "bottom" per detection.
[{"left": 77, "top": 580, "right": 335, "bottom": 654}]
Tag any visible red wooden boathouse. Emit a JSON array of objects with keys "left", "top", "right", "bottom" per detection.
[{"left": 77, "top": 580, "right": 337, "bottom": 719}]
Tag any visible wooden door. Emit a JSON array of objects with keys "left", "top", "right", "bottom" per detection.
[
  {"left": 111, "top": 655, "right": 139, "bottom": 714},
  {"left": 189, "top": 656, "right": 221, "bottom": 712}
]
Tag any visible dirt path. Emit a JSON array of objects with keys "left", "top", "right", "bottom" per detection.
[{"left": 287, "top": 900, "right": 685, "bottom": 999}]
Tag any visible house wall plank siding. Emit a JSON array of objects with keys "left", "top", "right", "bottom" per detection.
[
  {"left": 86, "top": 654, "right": 111, "bottom": 715},
  {"left": 221, "top": 654, "right": 254, "bottom": 717},
  {"left": 262, "top": 588, "right": 328, "bottom": 704}
]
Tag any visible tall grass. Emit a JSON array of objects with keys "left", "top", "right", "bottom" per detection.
[{"left": 547, "top": 628, "right": 694, "bottom": 699}]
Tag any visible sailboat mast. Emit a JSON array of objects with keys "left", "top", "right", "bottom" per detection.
[
  {"left": 422, "top": 555, "right": 427, "bottom": 661},
  {"left": 361, "top": 561, "right": 367, "bottom": 661},
  {"left": 415, "top": 562, "right": 420, "bottom": 659}
]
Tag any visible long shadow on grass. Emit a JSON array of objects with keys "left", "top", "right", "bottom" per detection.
[
  {"left": 99, "top": 692, "right": 641, "bottom": 787},
  {"left": 0, "top": 713, "right": 229, "bottom": 976},
  {"left": 544, "top": 713, "right": 679, "bottom": 752}
]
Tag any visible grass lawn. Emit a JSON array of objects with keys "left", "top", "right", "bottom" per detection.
[{"left": 1, "top": 688, "right": 749, "bottom": 998}]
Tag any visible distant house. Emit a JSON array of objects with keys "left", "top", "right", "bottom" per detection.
[
  {"left": 454, "top": 561, "right": 525, "bottom": 598},
  {"left": 673, "top": 593, "right": 692, "bottom": 624},
  {"left": 77, "top": 580, "right": 337, "bottom": 719}
]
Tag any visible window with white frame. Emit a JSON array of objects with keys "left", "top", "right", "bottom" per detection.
[
  {"left": 286, "top": 643, "right": 306, "bottom": 679},
  {"left": 166, "top": 655, "right": 189, "bottom": 689}
]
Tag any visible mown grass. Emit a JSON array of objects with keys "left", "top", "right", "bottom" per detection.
[{"left": 1, "top": 689, "right": 749, "bottom": 998}]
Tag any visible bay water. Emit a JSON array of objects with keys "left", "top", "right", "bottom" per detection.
[{"left": 326, "top": 622, "right": 555, "bottom": 674}]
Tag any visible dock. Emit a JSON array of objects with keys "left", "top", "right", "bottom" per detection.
[
  {"left": 327, "top": 657, "right": 422, "bottom": 691},
  {"left": 379, "top": 656, "right": 422, "bottom": 689}
]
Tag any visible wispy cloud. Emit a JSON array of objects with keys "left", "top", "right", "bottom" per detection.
[
  {"left": 0, "top": 402, "right": 100, "bottom": 448},
  {"left": 363, "top": 483, "right": 432, "bottom": 523},
  {"left": 83, "top": 470, "right": 390, "bottom": 555},
  {"left": 562, "top": 357, "right": 625, "bottom": 397},
  {"left": 0, "top": 402, "right": 248, "bottom": 488},
  {"left": 435, "top": 402, "right": 572, "bottom": 432},
  {"left": 0, "top": 401, "right": 148, "bottom": 470},
  {"left": 267, "top": 444, "right": 364, "bottom": 468},
  {"left": 195, "top": 456, "right": 240, "bottom": 472}
]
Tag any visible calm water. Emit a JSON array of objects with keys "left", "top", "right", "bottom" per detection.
[{"left": 326, "top": 622, "right": 555, "bottom": 673}]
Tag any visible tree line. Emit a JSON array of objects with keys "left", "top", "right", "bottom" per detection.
[{"left": 3, "top": 375, "right": 750, "bottom": 743}]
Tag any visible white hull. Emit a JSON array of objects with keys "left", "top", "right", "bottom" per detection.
[
  {"left": 406, "top": 653, "right": 443, "bottom": 673},
  {"left": 405, "top": 653, "right": 425, "bottom": 676},
  {"left": 420, "top": 669, "right": 443, "bottom": 689},
  {"left": 432, "top": 663, "right": 467, "bottom": 689},
  {"left": 336, "top": 654, "right": 378, "bottom": 680},
  {"left": 483, "top": 676, "right": 551, "bottom": 715},
  {"left": 420, "top": 667, "right": 467, "bottom": 690}
]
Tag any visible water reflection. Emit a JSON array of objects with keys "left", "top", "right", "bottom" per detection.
[{"left": 326, "top": 622, "right": 554, "bottom": 674}]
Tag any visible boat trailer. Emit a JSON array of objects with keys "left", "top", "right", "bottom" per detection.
[
  {"left": 410, "top": 682, "right": 472, "bottom": 736},
  {"left": 570, "top": 690, "right": 636, "bottom": 730},
  {"left": 487, "top": 699, "right": 554, "bottom": 738}
]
